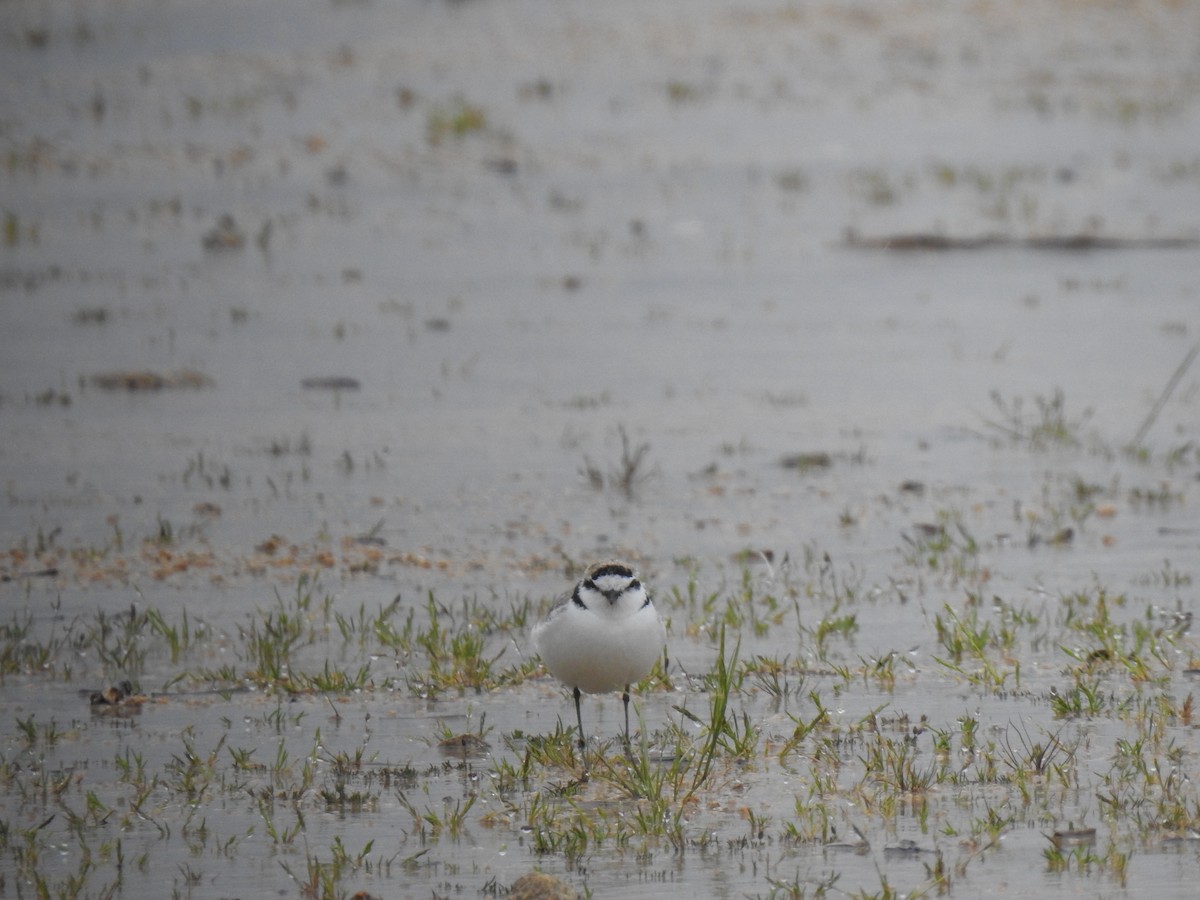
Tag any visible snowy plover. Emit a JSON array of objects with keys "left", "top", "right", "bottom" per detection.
[{"left": 533, "top": 561, "right": 666, "bottom": 748}]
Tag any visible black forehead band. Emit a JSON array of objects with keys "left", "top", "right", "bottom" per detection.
[{"left": 590, "top": 563, "right": 634, "bottom": 580}]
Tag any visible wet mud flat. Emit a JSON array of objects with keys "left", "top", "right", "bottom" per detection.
[{"left": 3, "top": 0, "right": 1200, "bottom": 897}]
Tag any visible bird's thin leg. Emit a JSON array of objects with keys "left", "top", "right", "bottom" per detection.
[
  {"left": 573, "top": 686, "right": 591, "bottom": 781},
  {"left": 573, "top": 686, "right": 586, "bottom": 749},
  {"left": 622, "top": 686, "right": 632, "bottom": 750}
]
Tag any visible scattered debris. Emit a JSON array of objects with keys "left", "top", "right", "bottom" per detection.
[
  {"left": 89, "top": 680, "right": 145, "bottom": 711},
  {"left": 780, "top": 452, "right": 832, "bottom": 472},
  {"left": 1050, "top": 827, "right": 1097, "bottom": 849},
  {"left": 90, "top": 370, "right": 213, "bottom": 391},
  {"left": 427, "top": 98, "right": 486, "bottom": 145},
  {"left": 580, "top": 425, "right": 653, "bottom": 498},
  {"left": 255, "top": 535, "right": 289, "bottom": 556},
  {"left": 884, "top": 839, "right": 935, "bottom": 857},
  {"left": 509, "top": 871, "right": 578, "bottom": 900},
  {"left": 300, "top": 376, "right": 361, "bottom": 391},
  {"left": 845, "top": 229, "right": 1200, "bottom": 252},
  {"left": 437, "top": 733, "right": 491, "bottom": 758},
  {"left": 72, "top": 306, "right": 109, "bottom": 325},
  {"left": 484, "top": 157, "right": 518, "bottom": 175},
  {"left": 1029, "top": 527, "right": 1074, "bottom": 548},
  {"left": 202, "top": 214, "right": 245, "bottom": 251},
  {"left": 825, "top": 823, "right": 871, "bottom": 854},
  {"left": 731, "top": 548, "right": 774, "bottom": 565},
  {"left": 0, "top": 566, "right": 58, "bottom": 583}
]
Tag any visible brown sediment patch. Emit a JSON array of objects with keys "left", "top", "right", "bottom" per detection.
[
  {"left": 844, "top": 230, "right": 1200, "bottom": 252},
  {"left": 90, "top": 369, "right": 214, "bottom": 391}
]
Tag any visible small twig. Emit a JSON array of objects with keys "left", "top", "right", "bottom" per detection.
[
  {"left": 1131, "top": 342, "right": 1199, "bottom": 449},
  {"left": 613, "top": 426, "right": 651, "bottom": 499}
]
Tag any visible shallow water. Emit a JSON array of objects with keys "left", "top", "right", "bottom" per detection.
[{"left": 2, "top": 1, "right": 1200, "bottom": 897}]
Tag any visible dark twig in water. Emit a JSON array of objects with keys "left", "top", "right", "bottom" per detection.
[
  {"left": 1131, "top": 342, "right": 1199, "bottom": 449},
  {"left": 613, "top": 425, "right": 651, "bottom": 499},
  {"left": 580, "top": 425, "right": 652, "bottom": 498}
]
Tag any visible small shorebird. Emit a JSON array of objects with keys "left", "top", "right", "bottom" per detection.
[{"left": 533, "top": 561, "right": 666, "bottom": 749}]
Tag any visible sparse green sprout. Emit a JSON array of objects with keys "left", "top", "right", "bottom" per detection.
[
  {"left": 982, "top": 389, "right": 1092, "bottom": 450},
  {"left": 428, "top": 97, "right": 486, "bottom": 144}
]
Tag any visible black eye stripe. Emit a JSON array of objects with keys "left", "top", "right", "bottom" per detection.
[
  {"left": 583, "top": 576, "right": 639, "bottom": 591},
  {"left": 582, "top": 577, "right": 640, "bottom": 601}
]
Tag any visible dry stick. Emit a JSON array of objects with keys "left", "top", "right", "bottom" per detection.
[{"left": 1131, "top": 342, "right": 1200, "bottom": 448}]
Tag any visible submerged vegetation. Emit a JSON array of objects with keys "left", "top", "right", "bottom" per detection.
[
  {"left": 1, "top": 424, "right": 1197, "bottom": 897},
  {"left": 3, "top": 0, "right": 1197, "bottom": 898}
]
